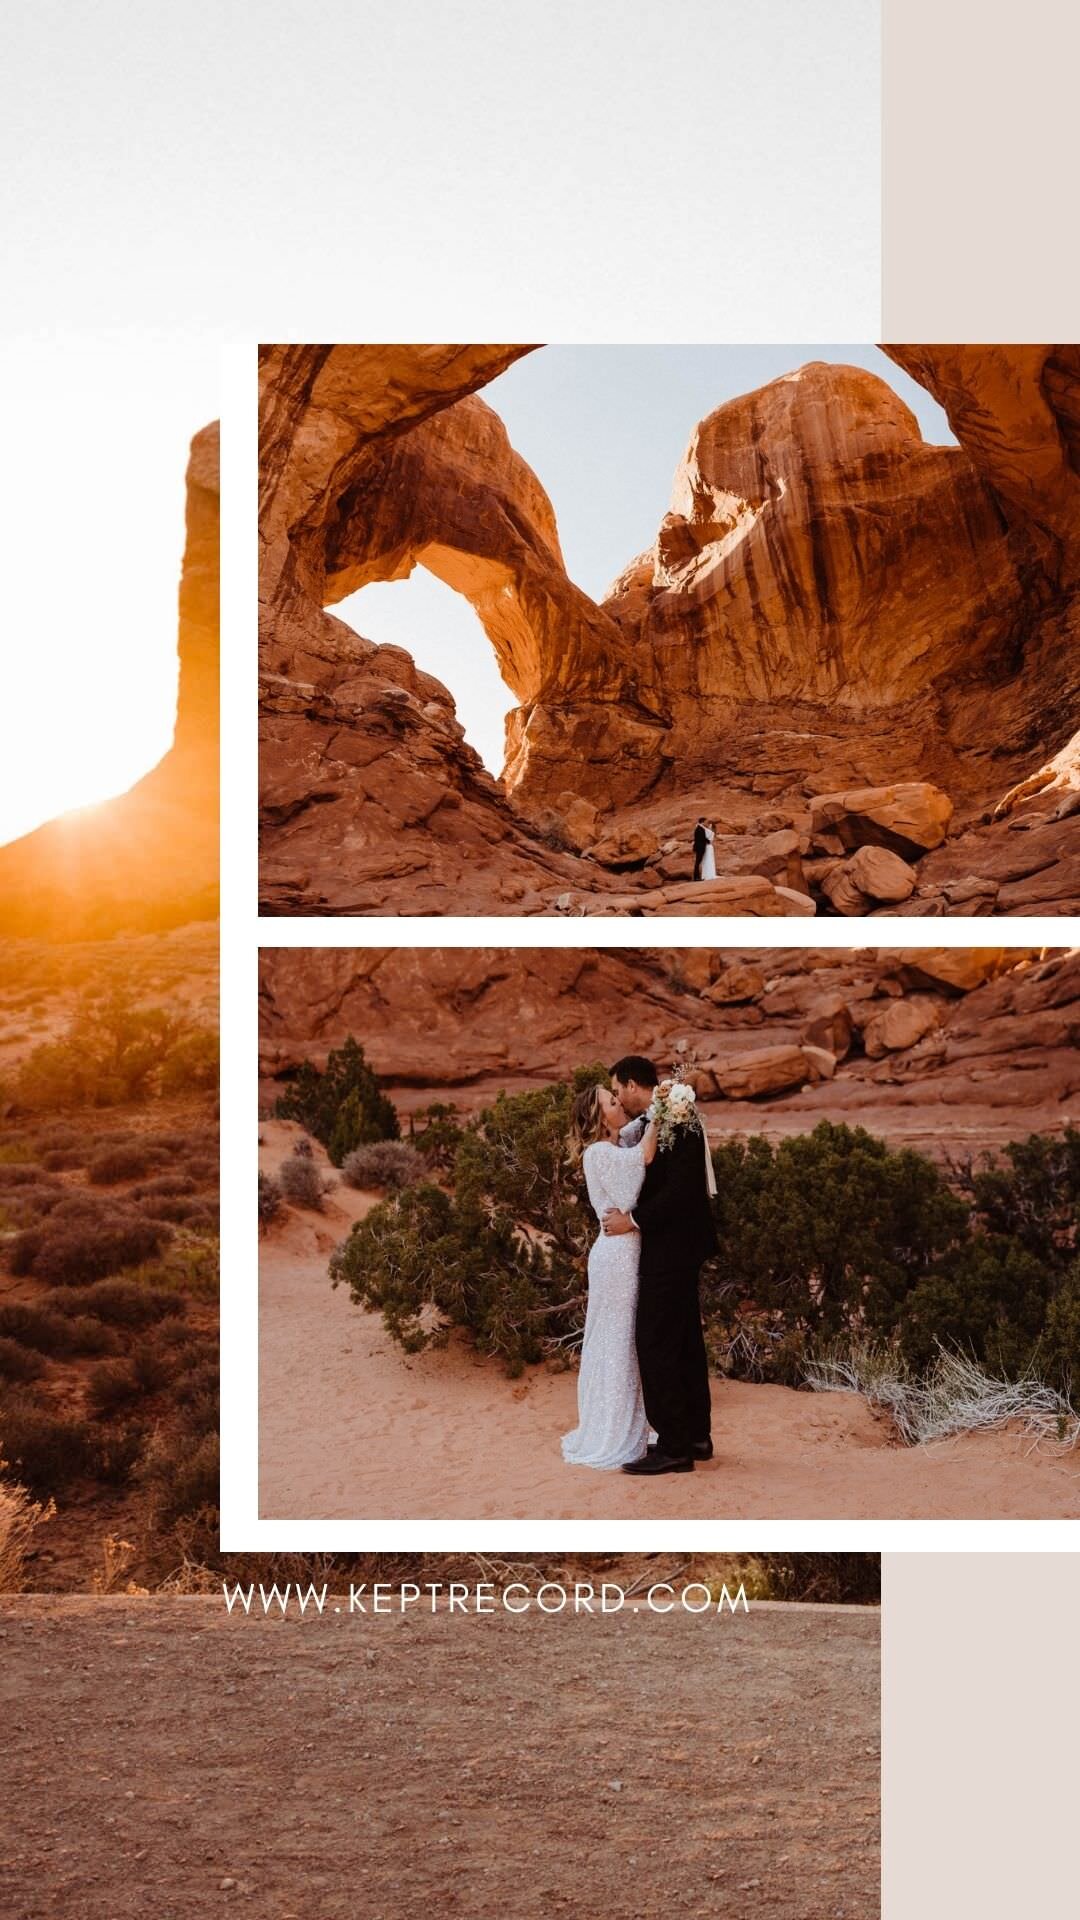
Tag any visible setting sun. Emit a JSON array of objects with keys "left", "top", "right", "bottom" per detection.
[{"left": 0, "top": 338, "right": 217, "bottom": 849}]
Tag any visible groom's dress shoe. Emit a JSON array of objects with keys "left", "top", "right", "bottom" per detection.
[
  {"left": 622, "top": 1451, "right": 694, "bottom": 1475},
  {"left": 648, "top": 1439, "right": 713, "bottom": 1460}
]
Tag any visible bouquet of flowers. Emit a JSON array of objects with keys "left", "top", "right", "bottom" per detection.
[{"left": 647, "top": 1077, "right": 702, "bottom": 1152}]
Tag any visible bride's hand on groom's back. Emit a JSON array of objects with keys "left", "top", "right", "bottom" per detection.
[{"left": 602, "top": 1208, "right": 637, "bottom": 1236}]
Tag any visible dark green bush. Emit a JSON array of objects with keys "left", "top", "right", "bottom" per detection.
[
  {"left": 331, "top": 1068, "right": 608, "bottom": 1374},
  {"left": 277, "top": 1037, "right": 400, "bottom": 1167},
  {"left": 409, "top": 1102, "right": 465, "bottom": 1174},
  {"left": 330, "top": 1074, "right": 1078, "bottom": 1395},
  {"left": 708, "top": 1122, "right": 968, "bottom": 1343}
]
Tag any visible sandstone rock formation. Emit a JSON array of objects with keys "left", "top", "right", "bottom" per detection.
[
  {"left": 259, "top": 344, "right": 1079, "bottom": 916},
  {"left": 259, "top": 945, "right": 1080, "bottom": 1158},
  {"left": 0, "top": 423, "right": 220, "bottom": 937}
]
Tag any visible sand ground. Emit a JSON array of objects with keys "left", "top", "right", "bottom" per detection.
[
  {"left": 0, "top": 1593, "right": 880, "bottom": 1920},
  {"left": 258, "top": 1125, "right": 1080, "bottom": 1522}
]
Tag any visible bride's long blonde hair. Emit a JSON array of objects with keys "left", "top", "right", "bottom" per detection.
[{"left": 567, "top": 1084, "right": 611, "bottom": 1168}]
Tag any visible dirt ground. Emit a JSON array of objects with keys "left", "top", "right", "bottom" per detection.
[
  {"left": 259, "top": 1123, "right": 1080, "bottom": 1522},
  {"left": 0, "top": 1594, "right": 880, "bottom": 1920}
]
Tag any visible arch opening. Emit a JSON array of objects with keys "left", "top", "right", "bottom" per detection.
[{"left": 329, "top": 566, "right": 517, "bottom": 779}]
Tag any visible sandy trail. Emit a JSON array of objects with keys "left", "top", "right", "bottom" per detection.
[
  {"left": 259, "top": 1126, "right": 1080, "bottom": 1521},
  {"left": 0, "top": 1594, "right": 879, "bottom": 1920}
]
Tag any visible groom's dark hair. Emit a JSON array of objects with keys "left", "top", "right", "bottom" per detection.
[{"left": 610, "top": 1054, "right": 658, "bottom": 1088}]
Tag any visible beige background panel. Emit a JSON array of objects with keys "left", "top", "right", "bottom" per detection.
[
  {"left": 884, "top": 0, "right": 1079, "bottom": 334},
  {"left": 884, "top": 1554, "right": 1079, "bottom": 1912}
]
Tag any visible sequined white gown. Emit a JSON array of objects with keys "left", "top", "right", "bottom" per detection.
[{"left": 561, "top": 1139, "right": 654, "bottom": 1470}]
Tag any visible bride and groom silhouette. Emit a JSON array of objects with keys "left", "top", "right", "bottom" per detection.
[
  {"left": 561, "top": 1056, "right": 718, "bottom": 1477},
  {"left": 693, "top": 818, "right": 717, "bottom": 881}
]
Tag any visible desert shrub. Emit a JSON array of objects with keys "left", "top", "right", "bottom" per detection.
[
  {"left": 140, "top": 1425, "right": 219, "bottom": 1532},
  {"left": 182, "top": 1207, "right": 219, "bottom": 1238},
  {"left": 892, "top": 1237, "right": 1052, "bottom": 1378},
  {"left": 754, "top": 1553, "right": 881, "bottom": 1605},
  {"left": 126, "top": 1239, "right": 218, "bottom": 1299},
  {"left": 258, "top": 1170, "right": 282, "bottom": 1230},
  {"left": 0, "top": 1304, "right": 74, "bottom": 1355},
  {"left": 93, "top": 1422, "right": 147, "bottom": 1486},
  {"left": 63, "top": 1316, "right": 122, "bottom": 1357},
  {"left": 11, "top": 994, "right": 220, "bottom": 1112},
  {"left": 133, "top": 1175, "right": 197, "bottom": 1200},
  {"left": 278, "top": 1141, "right": 326, "bottom": 1209},
  {"left": 707, "top": 1122, "right": 969, "bottom": 1345},
  {"left": 277, "top": 1037, "right": 399, "bottom": 1167},
  {"left": 0, "top": 1469, "right": 54, "bottom": 1593},
  {"left": 49, "top": 1278, "right": 184, "bottom": 1329},
  {"left": 158, "top": 1028, "right": 220, "bottom": 1095},
  {"left": 84, "top": 1358, "right": 141, "bottom": 1417},
  {"left": 22, "top": 1214, "right": 171, "bottom": 1286},
  {"left": 88, "top": 1142, "right": 169, "bottom": 1184},
  {"left": 40, "top": 1148, "right": 85, "bottom": 1171},
  {"left": 0, "top": 1163, "right": 52, "bottom": 1187},
  {"left": 342, "top": 1140, "right": 426, "bottom": 1192},
  {"left": 0, "top": 1392, "right": 95, "bottom": 1495},
  {"left": 410, "top": 1102, "right": 465, "bottom": 1174},
  {"left": 183, "top": 1155, "right": 219, "bottom": 1184},
  {"left": 0, "top": 1339, "right": 46, "bottom": 1384},
  {"left": 962, "top": 1127, "right": 1080, "bottom": 1267},
  {"left": 1041, "top": 1262, "right": 1080, "bottom": 1394},
  {"left": 8, "top": 1228, "right": 45, "bottom": 1275},
  {"left": 331, "top": 1068, "right": 609, "bottom": 1374},
  {"left": 137, "top": 1194, "right": 205, "bottom": 1224}
]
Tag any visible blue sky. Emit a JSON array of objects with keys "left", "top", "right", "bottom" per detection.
[{"left": 334, "top": 347, "right": 954, "bottom": 775}]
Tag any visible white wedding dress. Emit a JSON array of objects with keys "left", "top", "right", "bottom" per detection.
[
  {"left": 700, "top": 827, "right": 717, "bottom": 880},
  {"left": 561, "top": 1138, "right": 654, "bottom": 1469}
]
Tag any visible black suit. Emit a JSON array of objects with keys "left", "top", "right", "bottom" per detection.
[
  {"left": 632, "top": 1124, "right": 717, "bottom": 1458},
  {"left": 692, "top": 824, "right": 707, "bottom": 881}
]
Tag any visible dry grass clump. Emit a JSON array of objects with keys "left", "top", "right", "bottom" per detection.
[
  {"left": 805, "top": 1341, "right": 1080, "bottom": 1448},
  {"left": 0, "top": 1466, "right": 54, "bottom": 1593},
  {"left": 0, "top": 1393, "right": 96, "bottom": 1495}
]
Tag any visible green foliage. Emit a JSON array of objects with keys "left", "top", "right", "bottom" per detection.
[
  {"left": 10, "top": 993, "right": 219, "bottom": 1112},
  {"left": 276, "top": 1037, "right": 400, "bottom": 1166},
  {"left": 409, "top": 1103, "right": 465, "bottom": 1175},
  {"left": 330, "top": 1069, "right": 1078, "bottom": 1398},
  {"left": 708, "top": 1122, "right": 969, "bottom": 1342},
  {"left": 330, "top": 1065, "right": 609, "bottom": 1374}
]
